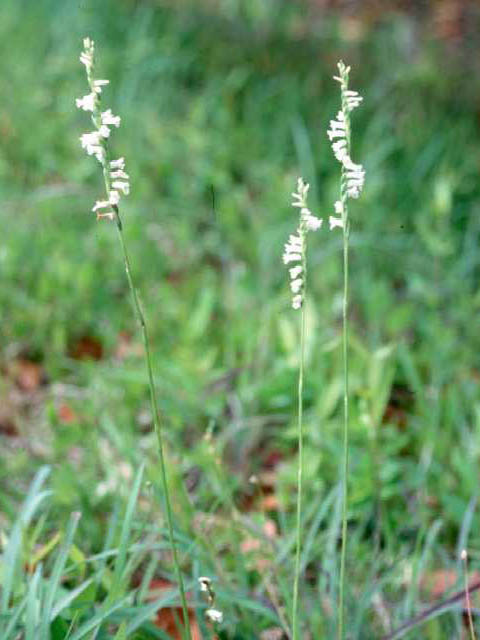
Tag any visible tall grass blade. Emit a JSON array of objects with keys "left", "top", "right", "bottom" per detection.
[
  {"left": 40, "top": 510, "right": 82, "bottom": 638},
  {"left": 2, "top": 596, "right": 27, "bottom": 640},
  {"left": 26, "top": 564, "right": 42, "bottom": 640},
  {"left": 1, "top": 466, "right": 51, "bottom": 616},
  {"left": 69, "top": 597, "right": 130, "bottom": 640},
  {"left": 109, "top": 462, "right": 145, "bottom": 602}
]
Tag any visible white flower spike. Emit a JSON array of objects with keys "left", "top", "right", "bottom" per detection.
[
  {"left": 283, "top": 178, "right": 322, "bottom": 309},
  {"left": 76, "top": 37, "right": 130, "bottom": 220},
  {"left": 327, "top": 61, "right": 365, "bottom": 230}
]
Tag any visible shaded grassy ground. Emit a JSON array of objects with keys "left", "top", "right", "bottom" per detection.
[{"left": 1, "top": 0, "right": 480, "bottom": 637}]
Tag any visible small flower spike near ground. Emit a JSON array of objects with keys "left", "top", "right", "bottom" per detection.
[
  {"left": 198, "top": 576, "right": 223, "bottom": 628},
  {"left": 284, "top": 177, "right": 321, "bottom": 640},
  {"left": 282, "top": 178, "right": 322, "bottom": 309},
  {"left": 76, "top": 38, "right": 129, "bottom": 221},
  {"left": 75, "top": 37, "right": 192, "bottom": 640},
  {"left": 328, "top": 61, "right": 365, "bottom": 640}
]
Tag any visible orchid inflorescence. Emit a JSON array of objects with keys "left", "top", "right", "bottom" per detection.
[
  {"left": 76, "top": 38, "right": 130, "bottom": 221},
  {"left": 198, "top": 576, "right": 223, "bottom": 625},
  {"left": 327, "top": 61, "right": 365, "bottom": 230},
  {"left": 282, "top": 178, "right": 322, "bottom": 309}
]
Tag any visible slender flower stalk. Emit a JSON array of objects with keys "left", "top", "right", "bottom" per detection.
[
  {"left": 283, "top": 178, "right": 322, "bottom": 639},
  {"left": 75, "top": 38, "right": 192, "bottom": 640},
  {"left": 327, "top": 61, "right": 365, "bottom": 639}
]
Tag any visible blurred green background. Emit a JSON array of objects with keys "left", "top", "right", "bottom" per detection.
[{"left": 1, "top": 0, "right": 480, "bottom": 637}]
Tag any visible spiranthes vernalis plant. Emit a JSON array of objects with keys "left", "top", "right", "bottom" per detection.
[
  {"left": 75, "top": 38, "right": 192, "bottom": 640},
  {"left": 198, "top": 576, "right": 224, "bottom": 630},
  {"left": 327, "top": 61, "right": 365, "bottom": 639},
  {"left": 283, "top": 177, "right": 322, "bottom": 639}
]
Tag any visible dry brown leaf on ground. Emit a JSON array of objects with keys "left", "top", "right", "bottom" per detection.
[
  {"left": 11, "top": 358, "right": 46, "bottom": 391},
  {"left": 261, "top": 494, "right": 280, "bottom": 511},
  {"left": 57, "top": 403, "right": 78, "bottom": 424},
  {"left": 147, "top": 578, "right": 201, "bottom": 640},
  {"left": 0, "top": 411, "right": 19, "bottom": 436},
  {"left": 154, "top": 606, "right": 201, "bottom": 640},
  {"left": 69, "top": 335, "right": 103, "bottom": 360},
  {"left": 114, "top": 330, "right": 143, "bottom": 360},
  {"left": 420, "top": 569, "right": 480, "bottom": 606}
]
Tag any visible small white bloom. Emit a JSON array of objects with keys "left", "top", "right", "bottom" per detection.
[
  {"left": 346, "top": 168, "right": 365, "bottom": 181},
  {"left": 290, "top": 278, "right": 303, "bottom": 293},
  {"left": 198, "top": 577, "right": 211, "bottom": 592},
  {"left": 80, "top": 136, "right": 104, "bottom": 162},
  {"left": 334, "top": 200, "right": 344, "bottom": 214},
  {"left": 110, "top": 169, "right": 129, "bottom": 180},
  {"left": 334, "top": 63, "right": 350, "bottom": 84},
  {"left": 327, "top": 129, "right": 346, "bottom": 141},
  {"left": 79, "top": 131, "right": 105, "bottom": 162},
  {"left": 93, "top": 79, "right": 109, "bottom": 93},
  {"left": 94, "top": 147, "right": 105, "bottom": 162},
  {"left": 98, "top": 125, "right": 110, "bottom": 138},
  {"left": 291, "top": 178, "right": 309, "bottom": 207},
  {"left": 80, "top": 131, "right": 101, "bottom": 148},
  {"left": 96, "top": 211, "right": 115, "bottom": 220},
  {"left": 109, "top": 190, "right": 120, "bottom": 205},
  {"left": 80, "top": 52, "right": 91, "bottom": 69},
  {"left": 112, "top": 181, "right": 130, "bottom": 195},
  {"left": 342, "top": 157, "right": 360, "bottom": 171},
  {"left": 92, "top": 200, "right": 111, "bottom": 212},
  {"left": 305, "top": 215, "right": 322, "bottom": 231},
  {"left": 283, "top": 252, "right": 301, "bottom": 264},
  {"left": 292, "top": 295, "right": 302, "bottom": 309},
  {"left": 332, "top": 140, "right": 348, "bottom": 164},
  {"left": 347, "top": 186, "right": 360, "bottom": 198},
  {"left": 110, "top": 157, "right": 125, "bottom": 170},
  {"left": 327, "top": 111, "right": 348, "bottom": 143},
  {"left": 205, "top": 608, "right": 223, "bottom": 624},
  {"left": 328, "top": 119, "right": 346, "bottom": 133},
  {"left": 287, "top": 234, "right": 302, "bottom": 248},
  {"left": 79, "top": 39, "right": 94, "bottom": 71},
  {"left": 289, "top": 265, "right": 302, "bottom": 279},
  {"left": 346, "top": 165, "right": 365, "bottom": 198},
  {"left": 101, "top": 109, "right": 121, "bottom": 127},
  {"left": 283, "top": 233, "right": 303, "bottom": 264},
  {"left": 329, "top": 216, "right": 344, "bottom": 230},
  {"left": 76, "top": 93, "right": 96, "bottom": 111},
  {"left": 345, "top": 89, "right": 363, "bottom": 111}
]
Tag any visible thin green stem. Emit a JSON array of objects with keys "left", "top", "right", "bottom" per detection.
[
  {"left": 113, "top": 211, "right": 192, "bottom": 640},
  {"left": 292, "top": 250, "right": 307, "bottom": 640},
  {"left": 338, "top": 69, "right": 351, "bottom": 640},
  {"left": 338, "top": 216, "right": 349, "bottom": 640}
]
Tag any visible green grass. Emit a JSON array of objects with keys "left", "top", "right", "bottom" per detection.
[{"left": 1, "top": 0, "right": 480, "bottom": 637}]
